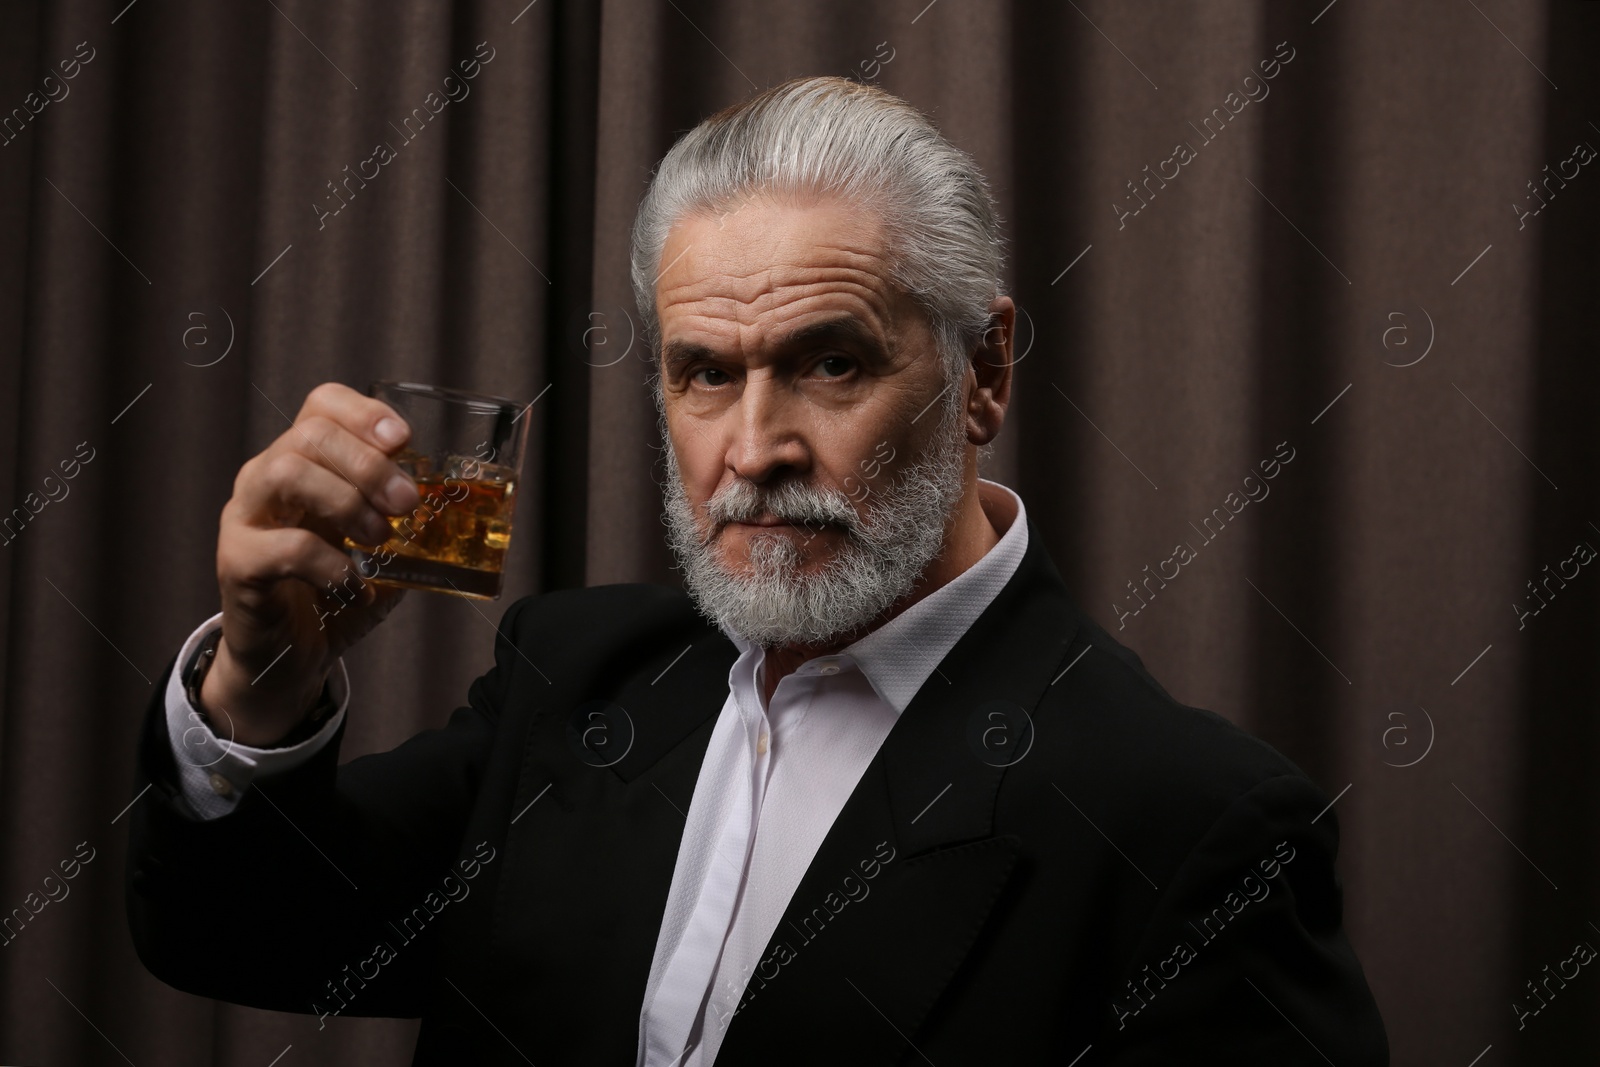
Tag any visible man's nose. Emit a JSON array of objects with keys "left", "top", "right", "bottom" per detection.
[{"left": 725, "top": 377, "right": 810, "bottom": 483}]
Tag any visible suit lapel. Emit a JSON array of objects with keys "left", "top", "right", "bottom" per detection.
[
  {"left": 475, "top": 610, "right": 738, "bottom": 1061},
  {"left": 483, "top": 518, "right": 1082, "bottom": 1060},
  {"left": 606, "top": 623, "right": 741, "bottom": 786},
  {"left": 716, "top": 517, "right": 1083, "bottom": 1061}
]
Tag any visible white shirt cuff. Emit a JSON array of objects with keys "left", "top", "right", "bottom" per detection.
[{"left": 162, "top": 613, "right": 349, "bottom": 820}]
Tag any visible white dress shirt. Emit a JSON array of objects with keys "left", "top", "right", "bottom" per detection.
[
  {"left": 162, "top": 621, "right": 351, "bottom": 819},
  {"left": 164, "top": 479, "right": 1028, "bottom": 1065}
]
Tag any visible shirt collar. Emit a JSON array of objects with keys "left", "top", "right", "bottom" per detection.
[{"left": 727, "top": 478, "right": 1029, "bottom": 714}]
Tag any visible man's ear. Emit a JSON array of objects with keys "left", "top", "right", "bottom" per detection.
[{"left": 968, "top": 296, "right": 1014, "bottom": 446}]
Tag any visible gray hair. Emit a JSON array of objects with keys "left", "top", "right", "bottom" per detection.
[{"left": 629, "top": 75, "right": 1006, "bottom": 391}]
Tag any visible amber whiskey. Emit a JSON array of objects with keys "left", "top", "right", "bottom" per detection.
[{"left": 344, "top": 459, "right": 517, "bottom": 600}]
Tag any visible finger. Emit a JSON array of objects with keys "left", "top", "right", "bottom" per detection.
[
  {"left": 297, "top": 382, "right": 413, "bottom": 457},
  {"left": 284, "top": 414, "right": 419, "bottom": 513},
  {"left": 233, "top": 452, "right": 398, "bottom": 547},
  {"left": 221, "top": 523, "right": 368, "bottom": 596},
  {"left": 245, "top": 417, "right": 419, "bottom": 521}
]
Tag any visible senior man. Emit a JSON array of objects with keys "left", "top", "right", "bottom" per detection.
[{"left": 128, "top": 75, "right": 1388, "bottom": 1064}]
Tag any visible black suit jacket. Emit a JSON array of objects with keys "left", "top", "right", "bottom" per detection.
[{"left": 128, "top": 514, "right": 1388, "bottom": 1064}]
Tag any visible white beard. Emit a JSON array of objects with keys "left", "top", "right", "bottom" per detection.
[{"left": 659, "top": 383, "right": 970, "bottom": 649}]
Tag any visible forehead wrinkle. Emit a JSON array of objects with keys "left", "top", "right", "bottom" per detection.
[
  {"left": 659, "top": 238, "right": 889, "bottom": 299},
  {"left": 655, "top": 200, "right": 911, "bottom": 362},
  {"left": 669, "top": 275, "right": 894, "bottom": 332}
]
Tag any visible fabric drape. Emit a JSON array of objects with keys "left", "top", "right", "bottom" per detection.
[{"left": 0, "top": 1, "right": 1594, "bottom": 1063}]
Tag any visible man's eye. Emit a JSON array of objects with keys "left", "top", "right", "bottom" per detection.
[
  {"left": 813, "top": 356, "right": 855, "bottom": 378},
  {"left": 691, "top": 367, "right": 731, "bottom": 386}
]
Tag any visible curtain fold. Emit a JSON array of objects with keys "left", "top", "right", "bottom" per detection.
[{"left": 1, "top": 1, "right": 1593, "bottom": 1062}]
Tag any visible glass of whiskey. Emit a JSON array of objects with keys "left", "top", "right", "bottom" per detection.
[{"left": 343, "top": 381, "right": 530, "bottom": 600}]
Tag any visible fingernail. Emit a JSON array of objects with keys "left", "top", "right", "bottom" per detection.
[
  {"left": 375, "top": 417, "right": 406, "bottom": 448},
  {"left": 384, "top": 473, "right": 418, "bottom": 511}
]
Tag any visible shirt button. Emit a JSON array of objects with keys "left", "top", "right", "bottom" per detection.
[
  {"left": 208, "top": 772, "right": 234, "bottom": 797},
  {"left": 757, "top": 730, "right": 769, "bottom": 755},
  {"left": 818, "top": 664, "right": 839, "bottom": 675}
]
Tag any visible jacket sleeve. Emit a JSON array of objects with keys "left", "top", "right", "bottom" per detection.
[
  {"left": 1093, "top": 773, "right": 1390, "bottom": 1065},
  {"left": 160, "top": 613, "right": 349, "bottom": 821},
  {"left": 124, "top": 596, "right": 530, "bottom": 1019}
]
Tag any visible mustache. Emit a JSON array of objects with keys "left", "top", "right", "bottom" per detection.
[{"left": 704, "top": 480, "right": 860, "bottom": 541}]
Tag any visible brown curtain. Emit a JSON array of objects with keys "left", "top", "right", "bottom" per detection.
[{"left": 1, "top": 0, "right": 1595, "bottom": 1062}]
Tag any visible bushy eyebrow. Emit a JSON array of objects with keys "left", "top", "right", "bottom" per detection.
[{"left": 661, "top": 316, "right": 887, "bottom": 379}]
